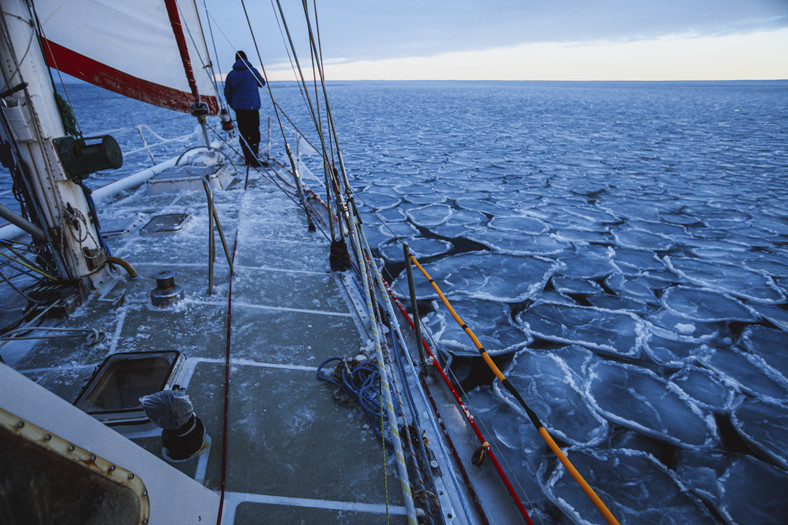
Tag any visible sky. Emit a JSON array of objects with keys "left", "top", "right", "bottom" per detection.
[{"left": 204, "top": 0, "right": 788, "bottom": 81}]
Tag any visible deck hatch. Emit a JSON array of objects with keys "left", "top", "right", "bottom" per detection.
[
  {"left": 139, "top": 213, "right": 190, "bottom": 236},
  {"left": 74, "top": 351, "right": 184, "bottom": 426},
  {"left": 146, "top": 162, "right": 231, "bottom": 193},
  {"left": 101, "top": 215, "right": 144, "bottom": 239}
]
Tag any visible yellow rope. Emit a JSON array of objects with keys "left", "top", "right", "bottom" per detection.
[
  {"left": 0, "top": 250, "right": 57, "bottom": 281},
  {"left": 408, "top": 253, "right": 620, "bottom": 525}
]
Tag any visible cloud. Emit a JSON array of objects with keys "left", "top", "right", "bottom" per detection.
[
  {"left": 315, "top": 1, "right": 788, "bottom": 62},
  {"left": 206, "top": 0, "right": 788, "bottom": 79},
  {"left": 295, "top": 29, "right": 788, "bottom": 81}
]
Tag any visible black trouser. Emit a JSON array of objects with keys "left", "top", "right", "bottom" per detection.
[{"left": 235, "top": 109, "right": 260, "bottom": 166}]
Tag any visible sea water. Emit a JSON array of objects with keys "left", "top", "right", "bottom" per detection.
[{"left": 2, "top": 80, "right": 787, "bottom": 523}]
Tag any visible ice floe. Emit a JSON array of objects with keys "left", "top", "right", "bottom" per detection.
[
  {"left": 669, "top": 366, "right": 738, "bottom": 412},
  {"left": 661, "top": 286, "right": 758, "bottom": 323},
  {"left": 659, "top": 211, "right": 703, "bottom": 226},
  {"left": 609, "top": 248, "right": 666, "bottom": 272},
  {"left": 703, "top": 347, "right": 788, "bottom": 403},
  {"left": 741, "top": 325, "right": 788, "bottom": 380},
  {"left": 494, "top": 349, "right": 608, "bottom": 446},
  {"left": 587, "top": 361, "right": 718, "bottom": 449},
  {"left": 665, "top": 256, "right": 786, "bottom": 304},
  {"left": 428, "top": 208, "right": 487, "bottom": 238},
  {"left": 357, "top": 191, "right": 401, "bottom": 210},
  {"left": 516, "top": 303, "right": 644, "bottom": 358},
  {"left": 393, "top": 252, "right": 558, "bottom": 302},
  {"left": 673, "top": 449, "right": 732, "bottom": 504},
  {"left": 730, "top": 397, "right": 788, "bottom": 469},
  {"left": 556, "top": 251, "right": 618, "bottom": 279},
  {"left": 586, "top": 294, "right": 654, "bottom": 315},
  {"left": 455, "top": 197, "right": 510, "bottom": 216},
  {"left": 551, "top": 275, "right": 603, "bottom": 296},
  {"left": 293, "top": 81, "right": 788, "bottom": 523},
  {"left": 553, "top": 228, "right": 611, "bottom": 244},
  {"left": 716, "top": 455, "right": 788, "bottom": 524},
  {"left": 544, "top": 448, "right": 713, "bottom": 524},
  {"left": 488, "top": 215, "right": 549, "bottom": 234},
  {"left": 464, "top": 228, "right": 570, "bottom": 255},
  {"left": 405, "top": 203, "right": 453, "bottom": 228},
  {"left": 423, "top": 298, "right": 530, "bottom": 356},
  {"left": 378, "top": 237, "right": 452, "bottom": 262},
  {"left": 605, "top": 273, "right": 662, "bottom": 304},
  {"left": 644, "top": 309, "right": 720, "bottom": 341},
  {"left": 613, "top": 228, "right": 675, "bottom": 251}
]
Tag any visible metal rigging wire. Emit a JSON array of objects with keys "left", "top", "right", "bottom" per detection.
[
  {"left": 201, "top": 0, "right": 224, "bottom": 80},
  {"left": 238, "top": 0, "right": 316, "bottom": 232},
  {"left": 270, "top": 0, "right": 344, "bottom": 240}
]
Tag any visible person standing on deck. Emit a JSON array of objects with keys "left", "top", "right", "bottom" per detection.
[{"left": 224, "top": 51, "right": 266, "bottom": 167}]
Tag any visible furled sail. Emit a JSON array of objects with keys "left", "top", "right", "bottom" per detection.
[{"left": 36, "top": 0, "right": 219, "bottom": 114}]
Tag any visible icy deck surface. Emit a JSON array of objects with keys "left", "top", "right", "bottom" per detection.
[{"left": 6, "top": 163, "right": 406, "bottom": 524}]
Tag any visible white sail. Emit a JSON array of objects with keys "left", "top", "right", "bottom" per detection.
[{"left": 36, "top": 0, "right": 219, "bottom": 114}]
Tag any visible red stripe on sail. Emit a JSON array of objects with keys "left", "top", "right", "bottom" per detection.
[
  {"left": 164, "top": 0, "right": 200, "bottom": 102},
  {"left": 43, "top": 39, "right": 219, "bottom": 115}
]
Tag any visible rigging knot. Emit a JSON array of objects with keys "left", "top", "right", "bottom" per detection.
[{"left": 471, "top": 441, "right": 490, "bottom": 467}]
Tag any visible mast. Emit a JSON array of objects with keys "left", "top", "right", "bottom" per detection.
[
  {"left": 0, "top": 0, "right": 111, "bottom": 287},
  {"left": 164, "top": 0, "right": 211, "bottom": 148}
]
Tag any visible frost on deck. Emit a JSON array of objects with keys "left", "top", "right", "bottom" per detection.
[{"left": 5, "top": 160, "right": 406, "bottom": 524}]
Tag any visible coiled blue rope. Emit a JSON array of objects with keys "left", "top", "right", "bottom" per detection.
[{"left": 317, "top": 356, "right": 392, "bottom": 447}]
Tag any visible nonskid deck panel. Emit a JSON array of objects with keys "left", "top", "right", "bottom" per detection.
[{"left": 6, "top": 163, "right": 408, "bottom": 524}]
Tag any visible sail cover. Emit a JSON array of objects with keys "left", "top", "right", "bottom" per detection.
[{"left": 36, "top": 0, "right": 219, "bottom": 114}]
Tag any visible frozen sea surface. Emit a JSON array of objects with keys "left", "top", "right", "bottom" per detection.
[
  {"left": 3, "top": 80, "right": 787, "bottom": 523},
  {"left": 335, "top": 81, "right": 788, "bottom": 524}
]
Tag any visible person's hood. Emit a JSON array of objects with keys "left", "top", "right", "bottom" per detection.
[{"left": 233, "top": 59, "right": 251, "bottom": 71}]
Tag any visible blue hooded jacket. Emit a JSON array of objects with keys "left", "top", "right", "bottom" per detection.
[{"left": 224, "top": 59, "right": 266, "bottom": 111}]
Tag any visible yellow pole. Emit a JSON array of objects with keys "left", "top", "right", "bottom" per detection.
[{"left": 409, "top": 254, "right": 620, "bottom": 525}]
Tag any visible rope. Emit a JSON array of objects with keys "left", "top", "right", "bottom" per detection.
[
  {"left": 360, "top": 263, "right": 428, "bottom": 497},
  {"left": 316, "top": 356, "right": 393, "bottom": 445},
  {"left": 381, "top": 275, "right": 534, "bottom": 524},
  {"left": 176, "top": 0, "right": 225, "bottom": 107},
  {"left": 30, "top": 6, "right": 84, "bottom": 138},
  {"left": 354, "top": 227, "right": 482, "bottom": 523},
  {"left": 348, "top": 222, "right": 418, "bottom": 525},
  {"left": 408, "top": 254, "right": 620, "bottom": 525},
  {"left": 0, "top": 247, "right": 57, "bottom": 281},
  {"left": 201, "top": 0, "right": 224, "bottom": 89},
  {"left": 215, "top": 176, "right": 244, "bottom": 525}
]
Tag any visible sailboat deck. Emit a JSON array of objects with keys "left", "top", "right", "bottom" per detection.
[{"left": 5, "top": 163, "right": 408, "bottom": 523}]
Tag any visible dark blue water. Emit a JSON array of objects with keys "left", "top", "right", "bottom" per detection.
[{"left": 2, "top": 80, "right": 787, "bottom": 523}]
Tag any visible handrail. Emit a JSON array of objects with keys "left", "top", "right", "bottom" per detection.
[
  {"left": 201, "top": 174, "right": 234, "bottom": 294},
  {"left": 407, "top": 253, "right": 621, "bottom": 525}
]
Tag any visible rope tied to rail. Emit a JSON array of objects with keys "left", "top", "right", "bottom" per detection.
[{"left": 407, "top": 253, "right": 621, "bottom": 525}]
